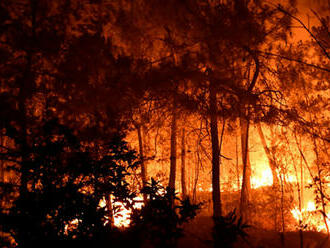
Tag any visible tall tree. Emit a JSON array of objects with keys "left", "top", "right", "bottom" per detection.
[
  {"left": 181, "top": 128, "right": 187, "bottom": 198},
  {"left": 209, "top": 76, "right": 222, "bottom": 218},
  {"left": 257, "top": 123, "right": 279, "bottom": 187}
]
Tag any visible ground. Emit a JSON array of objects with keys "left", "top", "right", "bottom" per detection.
[{"left": 178, "top": 216, "right": 330, "bottom": 248}]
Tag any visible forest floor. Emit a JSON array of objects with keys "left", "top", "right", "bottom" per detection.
[{"left": 179, "top": 216, "right": 330, "bottom": 248}]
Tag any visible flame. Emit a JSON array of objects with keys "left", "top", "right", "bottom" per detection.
[
  {"left": 112, "top": 201, "right": 134, "bottom": 227},
  {"left": 64, "top": 218, "right": 80, "bottom": 236},
  {"left": 291, "top": 201, "right": 330, "bottom": 232},
  {"left": 251, "top": 167, "right": 273, "bottom": 189},
  {"left": 99, "top": 195, "right": 144, "bottom": 228},
  {"left": 285, "top": 174, "right": 297, "bottom": 183},
  {"left": 112, "top": 197, "right": 144, "bottom": 227}
]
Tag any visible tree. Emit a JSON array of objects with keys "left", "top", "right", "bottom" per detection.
[
  {"left": 0, "top": 119, "right": 139, "bottom": 246},
  {"left": 274, "top": 6, "right": 330, "bottom": 237},
  {"left": 181, "top": 128, "right": 187, "bottom": 198},
  {"left": 0, "top": 1, "right": 147, "bottom": 245},
  {"left": 130, "top": 179, "right": 200, "bottom": 248}
]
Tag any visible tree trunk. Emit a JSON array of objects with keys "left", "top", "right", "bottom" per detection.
[
  {"left": 312, "top": 138, "right": 330, "bottom": 236},
  {"left": 239, "top": 115, "right": 251, "bottom": 220},
  {"left": 210, "top": 82, "right": 221, "bottom": 218},
  {"left": 256, "top": 122, "right": 279, "bottom": 187},
  {"left": 106, "top": 195, "right": 114, "bottom": 226},
  {"left": 279, "top": 173, "right": 286, "bottom": 248},
  {"left": 137, "top": 125, "right": 147, "bottom": 203},
  {"left": 168, "top": 105, "right": 177, "bottom": 193},
  {"left": 181, "top": 128, "right": 187, "bottom": 198},
  {"left": 235, "top": 129, "right": 240, "bottom": 191},
  {"left": 193, "top": 142, "right": 201, "bottom": 203}
]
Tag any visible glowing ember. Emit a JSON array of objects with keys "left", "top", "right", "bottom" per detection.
[{"left": 64, "top": 218, "right": 80, "bottom": 235}]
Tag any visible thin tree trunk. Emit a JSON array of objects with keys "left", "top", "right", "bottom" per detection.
[
  {"left": 235, "top": 129, "right": 240, "bottom": 191},
  {"left": 279, "top": 173, "right": 286, "bottom": 248},
  {"left": 295, "top": 134, "right": 330, "bottom": 243},
  {"left": 181, "top": 128, "right": 187, "bottom": 198},
  {"left": 284, "top": 130, "right": 303, "bottom": 248},
  {"left": 193, "top": 140, "right": 201, "bottom": 203},
  {"left": 256, "top": 122, "right": 279, "bottom": 187},
  {"left": 168, "top": 105, "right": 177, "bottom": 194},
  {"left": 239, "top": 47, "right": 259, "bottom": 221},
  {"left": 193, "top": 120, "right": 203, "bottom": 203},
  {"left": 106, "top": 195, "right": 114, "bottom": 226},
  {"left": 168, "top": 47, "right": 178, "bottom": 197},
  {"left": 137, "top": 125, "right": 147, "bottom": 203},
  {"left": 240, "top": 115, "right": 251, "bottom": 220},
  {"left": 312, "top": 138, "right": 330, "bottom": 236},
  {"left": 298, "top": 177, "right": 304, "bottom": 248},
  {"left": 210, "top": 82, "right": 221, "bottom": 218}
]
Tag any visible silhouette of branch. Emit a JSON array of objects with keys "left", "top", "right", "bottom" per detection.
[
  {"left": 277, "top": 5, "right": 330, "bottom": 60},
  {"left": 243, "top": 46, "right": 260, "bottom": 92},
  {"left": 258, "top": 50, "right": 330, "bottom": 73}
]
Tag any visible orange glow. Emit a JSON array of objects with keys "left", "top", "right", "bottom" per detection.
[
  {"left": 99, "top": 195, "right": 144, "bottom": 228},
  {"left": 251, "top": 167, "right": 273, "bottom": 189},
  {"left": 112, "top": 197, "right": 144, "bottom": 227},
  {"left": 64, "top": 218, "right": 80, "bottom": 236},
  {"left": 291, "top": 201, "right": 330, "bottom": 233}
]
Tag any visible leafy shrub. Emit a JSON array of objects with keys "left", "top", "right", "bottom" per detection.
[
  {"left": 130, "top": 179, "right": 201, "bottom": 248},
  {"left": 213, "top": 209, "right": 250, "bottom": 248},
  {"left": 0, "top": 119, "right": 138, "bottom": 246}
]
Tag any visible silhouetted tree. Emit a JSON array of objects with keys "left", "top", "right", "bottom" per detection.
[
  {"left": 130, "top": 179, "right": 200, "bottom": 248},
  {"left": 0, "top": 119, "right": 139, "bottom": 246},
  {"left": 212, "top": 209, "right": 249, "bottom": 248}
]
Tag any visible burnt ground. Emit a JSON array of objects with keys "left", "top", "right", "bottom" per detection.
[{"left": 178, "top": 216, "right": 330, "bottom": 248}]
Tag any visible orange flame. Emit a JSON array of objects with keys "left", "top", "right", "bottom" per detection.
[
  {"left": 291, "top": 201, "right": 330, "bottom": 233},
  {"left": 251, "top": 167, "right": 273, "bottom": 189},
  {"left": 99, "top": 195, "right": 144, "bottom": 228}
]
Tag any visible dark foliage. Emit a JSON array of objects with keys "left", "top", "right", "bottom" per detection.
[
  {"left": 130, "top": 179, "right": 201, "bottom": 248},
  {"left": 212, "top": 209, "right": 250, "bottom": 248},
  {"left": 0, "top": 119, "right": 139, "bottom": 246}
]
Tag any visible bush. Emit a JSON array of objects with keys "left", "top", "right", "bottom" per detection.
[
  {"left": 0, "top": 119, "right": 138, "bottom": 246},
  {"left": 213, "top": 209, "right": 250, "bottom": 248},
  {"left": 130, "top": 179, "right": 201, "bottom": 248}
]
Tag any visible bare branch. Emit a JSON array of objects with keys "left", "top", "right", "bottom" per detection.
[
  {"left": 258, "top": 50, "right": 330, "bottom": 73},
  {"left": 277, "top": 6, "right": 330, "bottom": 60}
]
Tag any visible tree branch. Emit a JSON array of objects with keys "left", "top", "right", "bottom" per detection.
[
  {"left": 277, "top": 6, "right": 330, "bottom": 60},
  {"left": 258, "top": 50, "right": 330, "bottom": 73},
  {"left": 243, "top": 46, "right": 260, "bottom": 92}
]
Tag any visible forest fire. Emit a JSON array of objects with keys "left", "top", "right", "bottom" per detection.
[
  {"left": 99, "top": 196, "right": 144, "bottom": 228},
  {"left": 291, "top": 201, "right": 330, "bottom": 233},
  {"left": 112, "top": 201, "right": 135, "bottom": 228},
  {"left": 251, "top": 167, "right": 273, "bottom": 189},
  {"left": 0, "top": 0, "right": 329, "bottom": 247}
]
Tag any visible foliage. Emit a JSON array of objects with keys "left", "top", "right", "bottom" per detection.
[
  {"left": 0, "top": 119, "right": 138, "bottom": 246},
  {"left": 212, "top": 209, "right": 250, "bottom": 248},
  {"left": 130, "top": 179, "right": 201, "bottom": 248},
  {"left": 0, "top": 0, "right": 329, "bottom": 246}
]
